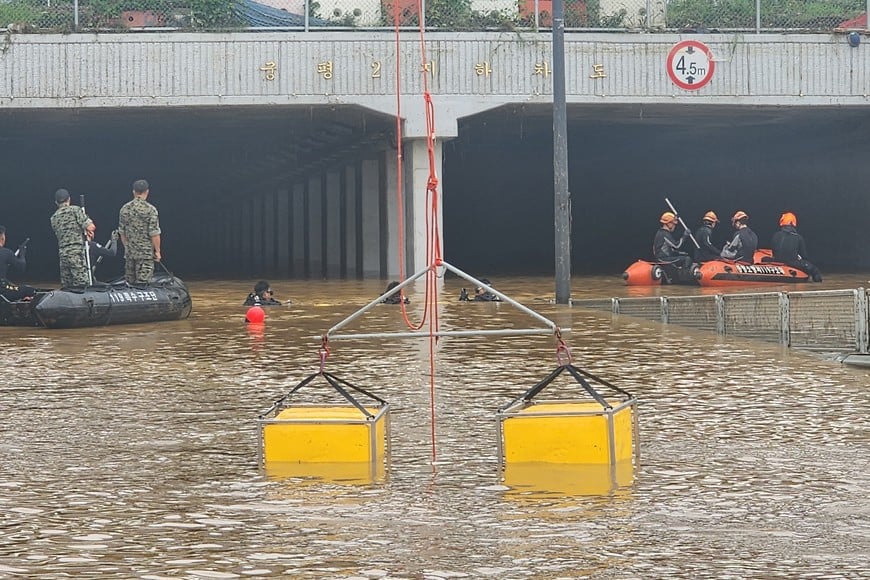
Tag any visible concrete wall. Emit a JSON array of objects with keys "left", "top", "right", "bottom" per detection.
[{"left": 1, "top": 33, "right": 867, "bottom": 113}]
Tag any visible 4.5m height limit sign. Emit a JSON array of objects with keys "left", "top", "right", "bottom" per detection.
[{"left": 667, "top": 40, "right": 715, "bottom": 90}]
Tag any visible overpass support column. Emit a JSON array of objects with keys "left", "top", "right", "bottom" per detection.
[
  {"left": 277, "top": 187, "right": 290, "bottom": 277},
  {"left": 360, "top": 158, "right": 382, "bottom": 277},
  {"left": 325, "top": 171, "right": 342, "bottom": 278},
  {"left": 344, "top": 164, "right": 359, "bottom": 278},
  {"left": 401, "top": 137, "right": 444, "bottom": 276},
  {"left": 308, "top": 176, "right": 324, "bottom": 278},
  {"left": 292, "top": 183, "right": 306, "bottom": 277}
]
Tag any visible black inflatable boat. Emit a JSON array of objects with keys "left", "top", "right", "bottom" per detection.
[{"left": 0, "top": 273, "right": 192, "bottom": 329}]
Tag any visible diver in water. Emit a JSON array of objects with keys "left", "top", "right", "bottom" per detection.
[
  {"left": 381, "top": 281, "right": 409, "bottom": 304},
  {"left": 459, "top": 278, "right": 502, "bottom": 302},
  {"left": 244, "top": 280, "right": 284, "bottom": 306}
]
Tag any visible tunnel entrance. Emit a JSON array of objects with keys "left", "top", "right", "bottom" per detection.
[
  {"left": 0, "top": 105, "right": 395, "bottom": 281},
  {"left": 1, "top": 103, "right": 868, "bottom": 283},
  {"left": 444, "top": 104, "right": 870, "bottom": 276}
]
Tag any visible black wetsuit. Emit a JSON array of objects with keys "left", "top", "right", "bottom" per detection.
[
  {"left": 693, "top": 224, "right": 720, "bottom": 262},
  {"left": 772, "top": 226, "right": 822, "bottom": 282},
  {"left": 721, "top": 227, "right": 758, "bottom": 263},
  {"left": 473, "top": 292, "right": 501, "bottom": 302},
  {"left": 652, "top": 227, "right": 694, "bottom": 283},
  {"left": 244, "top": 292, "right": 283, "bottom": 306},
  {"left": 459, "top": 288, "right": 502, "bottom": 302},
  {"left": 382, "top": 293, "right": 409, "bottom": 304},
  {"left": 90, "top": 240, "right": 117, "bottom": 261},
  {"left": 653, "top": 228, "right": 692, "bottom": 266},
  {"left": 0, "top": 246, "right": 35, "bottom": 301}
]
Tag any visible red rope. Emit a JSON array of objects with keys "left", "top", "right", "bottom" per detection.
[
  {"left": 390, "top": 1, "right": 443, "bottom": 463},
  {"left": 555, "top": 328, "right": 573, "bottom": 366},
  {"left": 318, "top": 335, "right": 330, "bottom": 373}
]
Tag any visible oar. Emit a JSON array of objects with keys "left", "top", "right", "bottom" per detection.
[
  {"left": 80, "top": 195, "right": 95, "bottom": 286},
  {"left": 157, "top": 260, "right": 175, "bottom": 277},
  {"left": 665, "top": 197, "right": 700, "bottom": 249}
]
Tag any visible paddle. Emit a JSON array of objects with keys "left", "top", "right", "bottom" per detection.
[
  {"left": 80, "top": 195, "right": 94, "bottom": 286},
  {"left": 665, "top": 197, "right": 700, "bottom": 250},
  {"left": 157, "top": 260, "right": 175, "bottom": 277}
]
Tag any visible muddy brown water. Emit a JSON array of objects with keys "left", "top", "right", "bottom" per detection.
[{"left": 1, "top": 275, "right": 868, "bottom": 578}]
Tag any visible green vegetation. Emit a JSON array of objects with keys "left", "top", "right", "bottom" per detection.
[
  {"left": 667, "top": 0, "right": 865, "bottom": 30},
  {"left": 0, "top": 0, "right": 77, "bottom": 31},
  {"left": 0, "top": 0, "right": 864, "bottom": 32},
  {"left": 189, "top": 0, "right": 241, "bottom": 28}
]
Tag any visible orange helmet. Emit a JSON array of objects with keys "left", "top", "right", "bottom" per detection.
[
  {"left": 779, "top": 212, "right": 797, "bottom": 227},
  {"left": 703, "top": 211, "right": 719, "bottom": 224},
  {"left": 660, "top": 211, "right": 677, "bottom": 225},
  {"left": 731, "top": 210, "right": 748, "bottom": 225}
]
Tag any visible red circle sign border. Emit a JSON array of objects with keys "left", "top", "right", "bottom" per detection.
[{"left": 666, "top": 40, "right": 715, "bottom": 91}]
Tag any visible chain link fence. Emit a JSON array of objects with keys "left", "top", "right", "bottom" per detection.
[
  {"left": 575, "top": 288, "right": 870, "bottom": 354},
  {"left": 0, "top": 0, "right": 867, "bottom": 32}
]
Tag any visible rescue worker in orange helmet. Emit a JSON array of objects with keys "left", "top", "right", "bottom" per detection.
[
  {"left": 652, "top": 211, "right": 694, "bottom": 282},
  {"left": 721, "top": 210, "right": 758, "bottom": 263},
  {"left": 771, "top": 212, "right": 822, "bottom": 282},
  {"left": 694, "top": 210, "right": 722, "bottom": 263}
]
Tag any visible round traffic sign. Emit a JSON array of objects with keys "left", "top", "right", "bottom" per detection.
[{"left": 666, "top": 40, "right": 715, "bottom": 91}]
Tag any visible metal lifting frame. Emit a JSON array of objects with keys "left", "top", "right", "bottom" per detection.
[{"left": 318, "top": 260, "right": 570, "bottom": 342}]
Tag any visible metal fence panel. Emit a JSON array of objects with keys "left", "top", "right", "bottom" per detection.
[
  {"left": 571, "top": 298, "right": 615, "bottom": 313},
  {"left": 722, "top": 292, "right": 782, "bottom": 342},
  {"left": 788, "top": 289, "right": 860, "bottom": 351},
  {"left": 666, "top": 295, "right": 718, "bottom": 331},
  {"left": 582, "top": 287, "right": 868, "bottom": 354},
  {"left": 615, "top": 297, "right": 663, "bottom": 322}
]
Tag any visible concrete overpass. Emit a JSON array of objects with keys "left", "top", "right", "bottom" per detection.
[{"left": 1, "top": 32, "right": 868, "bottom": 281}]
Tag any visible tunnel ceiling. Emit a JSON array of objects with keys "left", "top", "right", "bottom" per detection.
[{"left": 0, "top": 104, "right": 395, "bottom": 205}]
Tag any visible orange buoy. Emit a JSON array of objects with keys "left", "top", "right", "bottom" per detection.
[{"left": 245, "top": 306, "right": 265, "bottom": 323}]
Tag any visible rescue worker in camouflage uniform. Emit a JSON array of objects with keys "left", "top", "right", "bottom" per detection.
[
  {"left": 118, "top": 179, "right": 161, "bottom": 286},
  {"left": 50, "top": 189, "right": 96, "bottom": 288}
]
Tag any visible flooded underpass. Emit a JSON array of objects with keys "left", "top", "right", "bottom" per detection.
[
  {"left": 1, "top": 104, "right": 869, "bottom": 281},
  {"left": 1, "top": 276, "right": 868, "bottom": 577}
]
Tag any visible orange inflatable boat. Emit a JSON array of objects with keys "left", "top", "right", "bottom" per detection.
[
  {"left": 697, "top": 250, "right": 811, "bottom": 287},
  {"left": 622, "top": 260, "right": 700, "bottom": 286}
]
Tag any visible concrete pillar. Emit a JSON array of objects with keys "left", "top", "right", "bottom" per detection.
[
  {"left": 404, "top": 138, "right": 444, "bottom": 276},
  {"left": 252, "top": 195, "right": 265, "bottom": 275},
  {"left": 241, "top": 201, "right": 252, "bottom": 277},
  {"left": 384, "top": 149, "right": 400, "bottom": 278},
  {"left": 277, "top": 187, "right": 290, "bottom": 278},
  {"left": 308, "top": 175, "right": 323, "bottom": 279},
  {"left": 226, "top": 205, "right": 236, "bottom": 276},
  {"left": 360, "top": 158, "right": 381, "bottom": 277},
  {"left": 248, "top": 194, "right": 264, "bottom": 276},
  {"left": 325, "top": 171, "right": 341, "bottom": 279},
  {"left": 220, "top": 207, "right": 230, "bottom": 272},
  {"left": 344, "top": 163, "right": 359, "bottom": 278},
  {"left": 292, "top": 183, "right": 306, "bottom": 277},
  {"left": 263, "top": 191, "right": 276, "bottom": 277}
]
